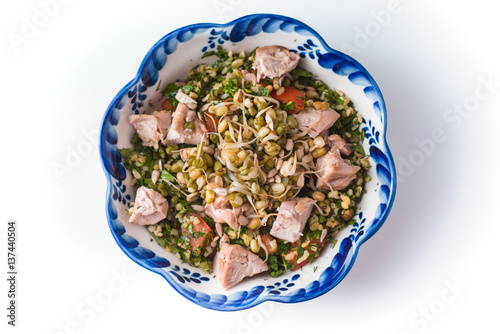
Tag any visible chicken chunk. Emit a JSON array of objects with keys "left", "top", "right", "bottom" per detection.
[
  {"left": 241, "top": 70, "right": 257, "bottom": 86},
  {"left": 175, "top": 89, "right": 197, "bottom": 110},
  {"left": 327, "top": 134, "right": 353, "bottom": 155},
  {"left": 215, "top": 235, "right": 268, "bottom": 290},
  {"left": 165, "top": 103, "right": 208, "bottom": 145},
  {"left": 316, "top": 150, "right": 360, "bottom": 190},
  {"left": 204, "top": 196, "right": 248, "bottom": 230},
  {"left": 270, "top": 198, "right": 315, "bottom": 243},
  {"left": 253, "top": 46, "right": 300, "bottom": 82},
  {"left": 128, "top": 186, "right": 169, "bottom": 225},
  {"left": 128, "top": 110, "right": 172, "bottom": 150},
  {"left": 294, "top": 107, "right": 340, "bottom": 138}
]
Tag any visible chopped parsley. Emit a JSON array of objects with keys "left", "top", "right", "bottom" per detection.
[
  {"left": 160, "top": 170, "right": 175, "bottom": 183},
  {"left": 162, "top": 83, "right": 180, "bottom": 107},
  {"left": 291, "top": 66, "right": 312, "bottom": 80},
  {"left": 297, "top": 246, "right": 305, "bottom": 259},
  {"left": 257, "top": 87, "right": 270, "bottom": 97},
  {"left": 282, "top": 101, "right": 296, "bottom": 111},
  {"left": 223, "top": 78, "right": 238, "bottom": 97},
  {"left": 182, "top": 83, "right": 194, "bottom": 94}
]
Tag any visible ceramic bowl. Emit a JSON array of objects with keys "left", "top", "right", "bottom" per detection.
[{"left": 99, "top": 13, "right": 396, "bottom": 311}]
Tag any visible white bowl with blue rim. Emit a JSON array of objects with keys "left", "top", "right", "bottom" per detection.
[{"left": 99, "top": 13, "right": 397, "bottom": 311}]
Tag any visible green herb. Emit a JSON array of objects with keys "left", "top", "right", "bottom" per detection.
[
  {"left": 178, "top": 200, "right": 194, "bottom": 215},
  {"left": 324, "top": 89, "right": 344, "bottom": 104},
  {"left": 202, "top": 214, "right": 214, "bottom": 225},
  {"left": 352, "top": 145, "right": 365, "bottom": 155},
  {"left": 313, "top": 266, "right": 318, "bottom": 272},
  {"left": 277, "top": 241, "right": 290, "bottom": 255},
  {"left": 160, "top": 170, "right": 175, "bottom": 183},
  {"left": 297, "top": 246, "right": 305, "bottom": 259},
  {"left": 330, "top": 240, "right": 338, "bottom": 249},
  {"left": 150, "top": 232, "right": 166, "bottom": 247},
  {"left": 312, "top": 81, "right": 327, "bottom": 93},
  {"left": 341, "top": 115, "right": 356, "bottom": 126},
  {"left": 268, "top": 255, "right": 283, "bottom": 278},
  {"left": 163, "top": 222, "right": 171, "bottom": 235},
  {"left": 223, "top": 78, "right": 238, "bottom": 97},
  {"left": 257, "top": 87, "right": 270, "bottom": 97},
  {"left": 282, "top": 101, "right": 295, "bottom": 111},
  {"left": 243, "top": 83, "right": 254, "bottom": 94},
  {"left": 183, "top": 83, "right": 194, "bottom": 94},
  {"left": 248, "top": 46, "right": 258, "bottom": 57},
  {"left": 181, "top": 235, "right": 191, "bottom": 248},
  {"left": 202, "top": 50, "right": 216, "bottom": 58},
  {"left": 216, "top": 45, "right": 228, "bottom": 59},
  {"left": 291, "top": 66, "right": 312, "bottom": 80},
  {"left": 119, "top": 148, "right": 134, "bottom": 160},
  {"left": 162, "top": 83, "right": 180, "bottom": 107},
  {"left": 192, "top": 231, "right": 205, "bottom": 239},
  {"left": 331, "top": 115, "right": 356, "bottom": 133}
]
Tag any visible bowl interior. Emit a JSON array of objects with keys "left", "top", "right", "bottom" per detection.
[{"left": 100, "top": 14, "right": 396, "bottom": 310}]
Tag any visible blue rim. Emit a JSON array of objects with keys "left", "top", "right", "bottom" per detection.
[{"left": 99, "top": 13, "right": 397, "bottom": 311}]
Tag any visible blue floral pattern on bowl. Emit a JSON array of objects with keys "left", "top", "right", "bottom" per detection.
[{"left": 99, "top": 13, "right": 396, "bottom": 311}]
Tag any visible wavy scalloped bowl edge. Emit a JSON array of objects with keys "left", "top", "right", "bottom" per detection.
[{"left": 99, "top": 13, "right": 396, "bottom": 311}]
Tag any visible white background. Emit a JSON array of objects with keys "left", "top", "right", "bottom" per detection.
[{"left": 1, "top": 0, "right": 499, "bottom": 333}]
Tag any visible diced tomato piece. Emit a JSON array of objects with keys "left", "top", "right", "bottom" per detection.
[
  {"left": 271, "top": 86, "right": 306, "bottom": 114},
  {"left": 261, "top": 234, "right": 278, "bottom": 254},
  {"left": 181, "top": 213, "right": 213, "bottom": 253},
  {"left": 161, "top": 99, "right": 174, "bottom": 111},
  {"left": 283, "top": 236, "right": 327, "bottom": 271}
]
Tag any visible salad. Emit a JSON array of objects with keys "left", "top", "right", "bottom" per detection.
[{"left": 119, "top": 45, "right": 371, "bottom": 289}]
